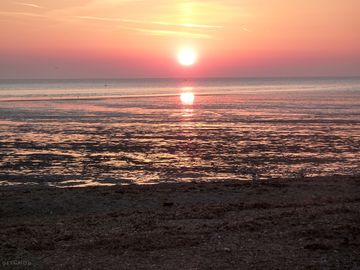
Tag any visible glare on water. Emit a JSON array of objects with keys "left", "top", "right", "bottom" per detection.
[{"left": 180, "top": 92, "right": 195, "bottom": 105}]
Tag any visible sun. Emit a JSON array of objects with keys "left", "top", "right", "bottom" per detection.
[{"left": 177, "top": 48, "right": 197, "bottom": 66}]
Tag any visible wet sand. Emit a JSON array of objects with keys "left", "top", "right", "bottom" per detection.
[
  {"left": 1, "top": 88, "right": 360, "bottom": 186},
  {"left": 1, "top": 175, "right": 360, "bottom": 269}
]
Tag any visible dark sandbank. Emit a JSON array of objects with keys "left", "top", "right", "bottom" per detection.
[{"left": 1, "top": 175, "right": 360, "bottom": 269}]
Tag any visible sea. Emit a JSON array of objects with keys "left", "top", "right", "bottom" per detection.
[{"left": 0, "top": 77, "right": 359, "bottom": 187}]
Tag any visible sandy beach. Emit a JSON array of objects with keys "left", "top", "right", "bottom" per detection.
[{"left": 1, "top": 175, "right": 359, "bottom": 269}]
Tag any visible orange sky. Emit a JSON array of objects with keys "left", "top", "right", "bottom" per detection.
[{"left": 0, "top": 0, "right": 359, "bottom": 79}]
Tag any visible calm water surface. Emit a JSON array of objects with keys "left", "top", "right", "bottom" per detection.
[{"left": 0, "top": 78, "right": 359, "bottom": 186}]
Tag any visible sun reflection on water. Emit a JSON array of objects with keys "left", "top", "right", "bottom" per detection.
[
  {"left": 180, "top": 87, "right": 195, "bottom": 118},
  {"left": 180, "top": 91, "right": 195, "bottom": 106},
  {"left": 182, "top": 108, "right": 194, "bottom": 118}
]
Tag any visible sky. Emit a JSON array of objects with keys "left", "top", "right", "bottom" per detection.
[{"left": 0, "top": 0, "right": 359, "bottom": 79}]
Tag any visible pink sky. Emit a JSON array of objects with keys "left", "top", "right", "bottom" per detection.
[{"left": 0, "top": 0, "right": 359, "bottom": 79}]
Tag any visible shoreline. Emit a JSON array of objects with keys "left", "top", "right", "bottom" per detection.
[{"left": 1, "top": 175, "right": 360, "bottom": 269}]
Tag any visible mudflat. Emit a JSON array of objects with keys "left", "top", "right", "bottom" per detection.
[{"left": 1, "top": 176, "right": 360, "bottom": 269}]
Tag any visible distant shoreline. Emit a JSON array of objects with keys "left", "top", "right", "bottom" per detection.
[{"left": 1, "top": 76, "right": 360, "bottom": 82}]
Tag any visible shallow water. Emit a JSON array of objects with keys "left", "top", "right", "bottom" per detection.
[{"left": 0, "top": 78, "right": 359, "bottom": 186}]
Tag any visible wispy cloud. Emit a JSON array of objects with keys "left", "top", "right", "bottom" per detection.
[
  {"left": 16, "top": 2, "right": 44, "bottom": 9},
  {"left": 0, "top": 11, "right": 45, "bottom": 17},
  {"left": 119, "top": 26, "right": 213, "bottom": 39},
  {"left": 74, "top": 16, "right": 224, "bottom": 30},
  {"left": 73, "top": 16, "right": 216, "bottom": 39},
  {"left": 177, "top": 23, "right": 223, "bottom": 29}
]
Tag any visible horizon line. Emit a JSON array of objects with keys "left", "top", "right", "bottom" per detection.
[{"left": 1, "top": 75, "right": 360, "bottom": 81}]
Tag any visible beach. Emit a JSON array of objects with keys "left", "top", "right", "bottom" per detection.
[
  {"left": 1, "top": 175, "right": 360, "bottom": 269},
  {"left": 0, "top": 78, "right": 359, "bottom": 269}
]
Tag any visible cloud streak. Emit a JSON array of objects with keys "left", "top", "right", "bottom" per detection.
[
  {"left": 16, "top": 2, "right": 44, "bottom": 9},
  {"left": 0, "top": 11, "right": 45, "bottom": 17},
  {"left": 119, "top": 26, "right": 213, "bottom": 39},
  {"left": 74, "top": 15, "right": 224, "bottom": 29}
]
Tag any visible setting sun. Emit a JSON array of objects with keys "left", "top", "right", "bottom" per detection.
[{"left": 177, "top": 48, "right": 197, "bottom": 66}]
